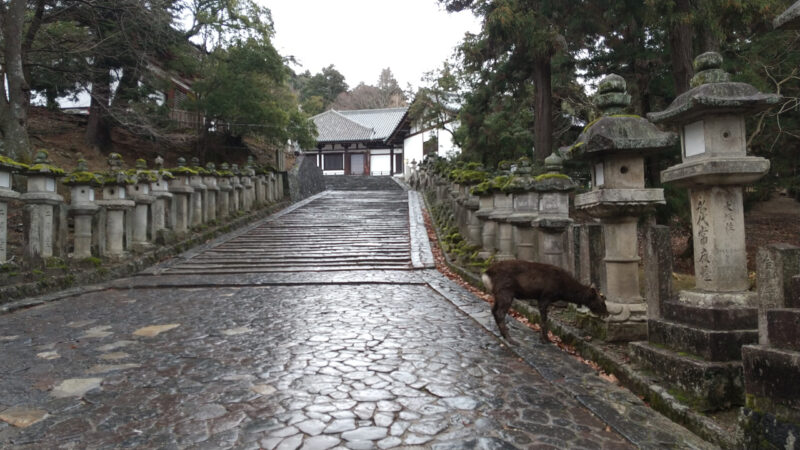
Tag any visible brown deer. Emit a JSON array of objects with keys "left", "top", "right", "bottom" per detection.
[{"left": 482, "top": 260, "right": 609, "bottom": 345}]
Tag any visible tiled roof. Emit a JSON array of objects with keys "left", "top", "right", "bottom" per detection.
[{"left": 312, "top": 107, "right": 409, "bottom": 143}]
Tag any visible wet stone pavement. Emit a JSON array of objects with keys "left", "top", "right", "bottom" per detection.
[{"left": 0, "top": 179, "right": 713, "bottom": 449}]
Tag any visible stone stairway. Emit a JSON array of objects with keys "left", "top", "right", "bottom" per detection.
[{"left": 164, "top": 190, "right": 411, "bottom": 274}]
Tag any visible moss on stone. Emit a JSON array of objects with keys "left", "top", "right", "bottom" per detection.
[
  {"left": 170, "top": 166, "right": 199, "bottom": 176},
  {"left": 0, "top": 155, "right": 28, "bottom": 171},
  {"left": 63, "top": 171, "right": 103, "bottom": 186},
  {"left": 26, "top": 163, "right": 65, "bottom": 176},
  {"left": 534, "top": 173, "right": 571, "bottom": 181}
]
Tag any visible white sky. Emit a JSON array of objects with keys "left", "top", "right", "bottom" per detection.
[{"left": 263, "top": 0, "right": 482, "bottom": 90}]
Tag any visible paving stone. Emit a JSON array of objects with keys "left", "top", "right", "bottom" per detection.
[
  {"left": 0, "top": 406, "right": 48, "bottom": 428},
  {"left": 324, "top": 419, "right": 356, "bottom": 434},
  {"left": 301, "top": 434, "right": 341, "bottom": 450},
  {"left": 341, "top": 426, "right": 388, "bottom": 441}
]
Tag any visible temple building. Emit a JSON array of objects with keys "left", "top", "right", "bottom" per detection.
[{"left": 306, "top": 107, "right": 411, "bottom": 176}]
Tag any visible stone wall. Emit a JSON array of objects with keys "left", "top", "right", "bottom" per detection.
[{"left": 287, "top": 154, "right": 325, "bottom": 202}]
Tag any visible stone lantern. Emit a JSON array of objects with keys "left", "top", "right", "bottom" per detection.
[
  {"left": 97, "top": 154, "right": 135, "bottom": 257},
  {"left": 0, "top": 156, "right": 25, "bottom": 263},
  {"left": 531, "top": 153, "right": 576, "bottom": 269},
  {"left": 649, "top": 52, "right": 777, "bottom": 305},
  {"left": 63, "top": 159, "right": 102, "bottom": 259},
  {"left": 568, "top": 74, "right": 677, "bottom": 341},
  {"left": 217, "top": 163, "right": 233, "bottom": 220},
  {"left": 127, "top": 159, "right": 156, "bottom": 251},
  {"left": 629, "top": 52, "right": 781, "bottom": 411},
  {"left": 231, "top": 164, "right": 243, "bottom": 212},
  {"left": 241, "top": 159, "right": 255, "bottom": 212},
  {"left": 203, "top": 163, "right": 220, "bottom": 222},
  {"left": 168, "top": 157, "right": 195, "bottom": 235},
  {"left": 189, "top": 157, "right": 208, "bottom": 225},
  {"left": 150, "top": 156, "right": 173, "bottom": 237},
  {"left": 21, "top": 150, "right": 66, "bottom": 262},
  {"left": 460, "top": 167, "right": 487, "bottom": 247}
]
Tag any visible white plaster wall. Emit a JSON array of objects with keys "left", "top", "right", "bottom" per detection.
[
  {"left": 437, "top": 128, "right": 460, "bottom": 158},
  {"left": 370, "top": 154, "right": 391, "bottom": 175},
  {"left": 404, "top": 133, "right": 424, "bottom": 179}
]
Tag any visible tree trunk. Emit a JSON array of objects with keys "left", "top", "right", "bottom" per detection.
[
  {"left": 111, "top": 66, "right": 139, "bottom": 109},
  {"left": 531, "top": 56, "right": 553, "bottom": 162},
  {"left": 669, "top": 0, "right": 694, "bottom": 95},
  {"left": 0, "top": 0, "right": 32, "bottom": 161},
  {"left": 86, "top": 64, "right": 113, "bottom": 152}
]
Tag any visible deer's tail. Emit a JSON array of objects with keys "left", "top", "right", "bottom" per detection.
[{"left": 481, "top": 273, "right": 493, "bottom": 292}]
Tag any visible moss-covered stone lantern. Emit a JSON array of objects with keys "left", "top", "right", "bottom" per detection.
[
  {"left": 189, "top": 157, "right": 208, "bottom": 225},
  {"left": 97, "top": 153, "right": 135, "bottom": 257},
  {"left": 20, "top": 150, "right": 66, "bottom": 262},
  {"left": 530, "top": 153, "right": 576, "bottom": 268},
  {"left": 0, "top": 155, "right": 26, "bottom": 262},
  {"left": 63, "top": 159, "right": 102, "bottom": 258},
  {"left": 168, "top": 157, "right": 196, "bottom": 234},
  {"left": 629, "top": 52, "right": 782, "bottom": 412},
  {"left": 648, "top": 52, "right": 779, "bottom": 305},
  {"left": 126, "top": 159, "right": 157, "bottom": 250},
  {"left": 216, "top": 163, "right": 234, "bottom": 220},
  {"left": 231, "top": 163, "right": 243, "bottom": 212},
  {"left": 150, "top": 156, "right": 173, "bottom": 236},
  {"left": 566, "top": 74, "right": 678, "bottom": 341}
]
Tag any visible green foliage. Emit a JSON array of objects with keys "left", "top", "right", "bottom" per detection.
[{"left": 193, "top": 37, "right": 317, "bottom": 149}]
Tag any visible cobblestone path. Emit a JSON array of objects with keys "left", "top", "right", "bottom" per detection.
[{"left": 0, "top": 181, "right": 713, "bottom": 449}]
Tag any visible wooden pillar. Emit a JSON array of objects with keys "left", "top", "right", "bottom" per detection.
[
  {"left": 390, "top": 146, "right": 394, "bottom": 176},
  {"left": 344, "top": 144, "right": 351, "bottom": 175}
]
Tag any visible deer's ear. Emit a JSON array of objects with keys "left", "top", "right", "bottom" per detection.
[{"left": 589, "top": 283, "right": 597, "bottom": 294}]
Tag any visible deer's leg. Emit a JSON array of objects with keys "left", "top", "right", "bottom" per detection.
[
  {"left": 492, "top": 289, "right": 517, "bottom": 345},
  {"left": 538, "top": 301, "right": 550, "bottom": 343}
]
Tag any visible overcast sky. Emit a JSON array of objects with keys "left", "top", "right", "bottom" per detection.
[{"left": 264, "top": 1, "right": 482, "bottom": 90}]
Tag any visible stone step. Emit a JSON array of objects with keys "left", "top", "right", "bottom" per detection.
[
  {"left": 647, "top": 318, "right": 758, "bottom": 362},
  {"left": 629, "top": 341, "right": 744, "bottom": 411},
  {"left": 661, "top": 301, "right": 757, "bottom": 330}
]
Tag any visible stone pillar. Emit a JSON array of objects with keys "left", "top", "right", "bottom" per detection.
[
  {"left": 464, "top": 187, "right": 483, "bottom": 247},
  {"left": 489, "top": 190, "right": 514, "bottom": 261},
  {"left": 475, "top": 192, "right": 496, "bottom": 260},
  {"left": 63, "top": 160, "right": 101, "bottom": 259},
  {"left": 0, "top": 159, "right": 23, "bottom": 263},
  {"left": 203, "top": 163, "right": 220, "bottom": 223},
  {"left": 20, "top": 151, "right": 66, "bottom": 263},
  {"left": 739, "top": 243, "right": 800, "bottom": 447},
  {"left": 127, "top": 162, "right": 156, "bottom": 251},
  {"left": 189, "top": 157, "right": 207, "bottom": 226},
  {"left": 531, "top": 154, "right": 575, "bottom": 270},
  {"left": 150, "top": 157, "right": 173, "bottom": 239},
  {"left": 629, "top": 52, "right": 780, "bottom": 410},
  {"left": 566, "top": 74, "right": 675, "bottom": 342},
  {"left": 168, "top": 158, "right": 194, "bottom": 235},
  {"left": 578, "top": 223, "right": 606, "bottom": 291},
  {"left": 643, "top": 225, "right": 674, "bottom": 321}
]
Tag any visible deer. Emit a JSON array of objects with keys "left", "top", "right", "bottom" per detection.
[{"left": 482, "top": 259, "right": 609, "bottom": 345}]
